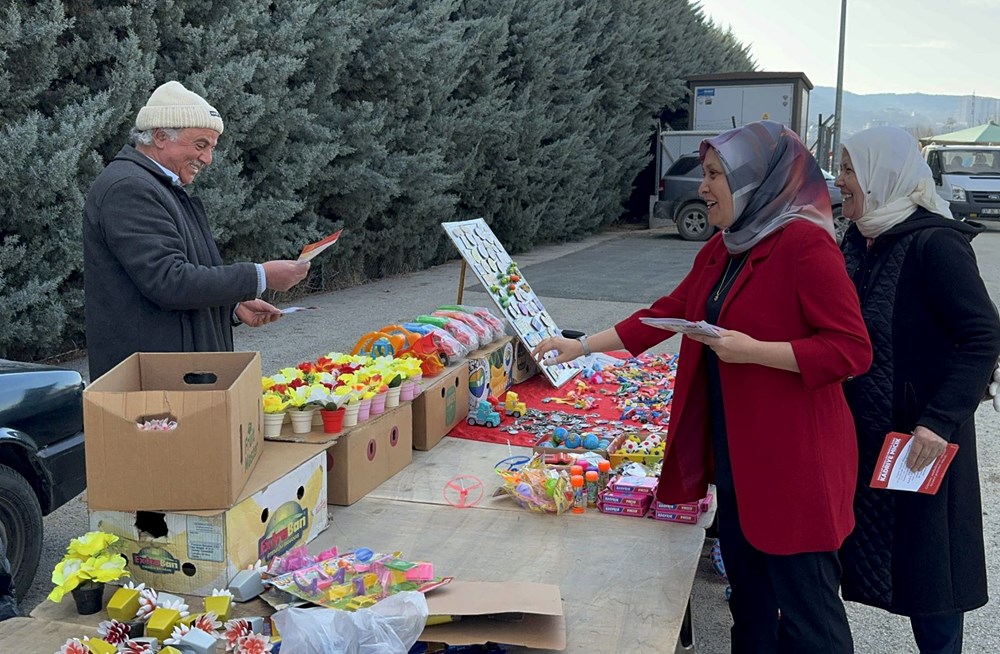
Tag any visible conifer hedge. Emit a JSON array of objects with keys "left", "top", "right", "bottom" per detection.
[{"left": 0, "top": 0, "right": 752, "bottom": 360}]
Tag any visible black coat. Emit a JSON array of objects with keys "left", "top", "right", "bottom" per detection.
[
  {"left": 840, "top": 209, "right": 1000, "bottom": 616},
  {"left": 83, "top": 146, "right": 259, "bottom": 380}
]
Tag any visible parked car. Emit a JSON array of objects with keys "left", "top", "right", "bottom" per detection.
[
  {"left": 652, "top": 153, "right": 848, "bottom": 242},
  {"left": 0, "top": 359, "right": 87, "bottom": 599}
]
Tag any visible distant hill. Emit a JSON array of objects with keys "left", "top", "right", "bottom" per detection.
[{"left": 808, "top": 86, "right": 1000, "bottom": 141}]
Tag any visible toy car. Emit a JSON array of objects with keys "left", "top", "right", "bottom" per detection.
[
  {"left": 467, "top": 399, "right": 501, "bottom": 428},
  {"left": 504, "top": 391, "right": 527, "bottom": 418}
]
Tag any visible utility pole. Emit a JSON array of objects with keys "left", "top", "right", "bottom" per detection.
[{"left": 831, "top": 0, "right": 848, "bottom": 172}]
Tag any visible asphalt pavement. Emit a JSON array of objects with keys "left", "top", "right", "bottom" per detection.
[{"left": 24, "top": 223, "right": 1000, "bottom": 653}]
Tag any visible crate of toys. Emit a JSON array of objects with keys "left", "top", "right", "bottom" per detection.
[
  {"left": 533, "top": 425, "right": 616, "bottom": 458},
  {"left": 607, "top": 431, "right": 666, "bottom": 468}
]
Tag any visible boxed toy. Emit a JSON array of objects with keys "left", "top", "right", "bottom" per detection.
[
  {"left": 90, "top": 441, "right": 328, "bottom": 596},
  {"left": 599, "top": 489, "right": 654, "bottom": 509},
  {"left": 84, "top": 351, "right": 264, "bottom": 511},
  {"left": 609, "top": 475, "right": 658, "bottom": 495},
  {"left": 598, "top": 501, "right": 649, "bottom": 518}
]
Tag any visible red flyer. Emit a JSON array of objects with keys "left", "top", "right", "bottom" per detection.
[
  {"left": 298, "top": 229, "right": 343, "bottom": 262},
  {"left": 869, "top": 431, "right": 958, "bottom": 495}
]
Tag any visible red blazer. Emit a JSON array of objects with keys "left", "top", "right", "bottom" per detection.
[{"left": 616, "top": 222, "right": 872, "bottom": 554}]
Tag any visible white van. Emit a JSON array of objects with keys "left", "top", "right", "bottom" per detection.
[{"left": 923, "top": 145, "right": 1000, "bottom": 221}]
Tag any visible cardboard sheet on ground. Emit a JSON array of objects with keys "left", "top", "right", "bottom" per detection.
[
  {"left": 0, "top": 617, "right": 98, "bottom": 651},
  {"left": 442, "top": 219, "right": 579, "bottom": 389}
]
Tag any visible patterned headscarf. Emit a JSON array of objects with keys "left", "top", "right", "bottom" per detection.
[
  {"left": 842, "top": 126, "right": 953, "bottom": 238},
  {"left": 701, "top": 121, "right": 834, "bottom": 254}
]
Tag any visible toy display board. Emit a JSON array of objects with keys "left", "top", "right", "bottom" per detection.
[{"left": 442, "top": 219, "right": 579, "bottom": 388}]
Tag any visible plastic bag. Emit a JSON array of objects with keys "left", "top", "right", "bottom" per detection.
[{"left": 272, "top": 591, "right": 428, "bottom": 654}]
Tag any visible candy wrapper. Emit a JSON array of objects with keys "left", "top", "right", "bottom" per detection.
[{"left": 494, "top": 454, "right": 573, "bottom": 515}]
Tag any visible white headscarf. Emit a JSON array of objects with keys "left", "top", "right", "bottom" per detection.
[{"left": 842, "top": 127, "right": 953, "bottom": 238}]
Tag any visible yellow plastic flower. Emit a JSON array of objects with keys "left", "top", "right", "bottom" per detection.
[
  {"left": 262, "top": 392, "right": 289, "bottom": 414},
  {"left": 261, "top": 377, "right": 275, "bottom": 391},
  {"left": 67, "top": 531, "right": 119, "bottom": 559},
  {"left": 48, "top": 531, "right": 129, "bottom": 603}
]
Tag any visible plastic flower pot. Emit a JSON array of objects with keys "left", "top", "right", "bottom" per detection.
[
  {"left": 289, "top": 409, "right": 316, "bottom": 434},
  {"left": 320, "top": 408, "right": 345, "bottom": 434},
  {"left": 357, "top": 397, "right": 372, "bottom": 422},
  {"left": 343, "top": 402, "right": 360, "bottom": 427},
  {"left": 370, "top": 391, "right": 387, "bottom": 416},
  {"left": 263, "top": 412, "right": 286, "bottom": 438},
  {"left": 385, "top": 385, "right": 402, "bottom": 408},
  {"left": 399, "top": 381, "right": 416, "bottom": 402},
  {"left": 72, "top": 581, "right": 105, "bottom": 615}
]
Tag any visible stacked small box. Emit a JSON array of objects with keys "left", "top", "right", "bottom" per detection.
[
  {"left": 650, "top": 493, "right": 713, "bottom": 524},
  {"left": 597, "top": 475, "right": 658, "bottom": 518}
]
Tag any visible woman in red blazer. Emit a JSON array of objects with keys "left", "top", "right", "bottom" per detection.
[{"left": 534, "top": 121, "right": 871, "bottom": 653}]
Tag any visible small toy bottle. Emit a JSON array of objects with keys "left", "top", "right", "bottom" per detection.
[
  {"left": 585, "top": 470, "right": 599, "bottom": 507},
  {"left": 597, "top": 460, "right": 611, "bottom": 491},
  {"left": 569, "top": 464, "right": 583, "bottom": 479},
  {"left": 571, "top": 475, "right": 586, "bottom": 514}
]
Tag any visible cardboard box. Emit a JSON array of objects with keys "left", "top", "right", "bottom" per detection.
[
  {"left": 512, "top": 338, "right": 540, "bottom": 384},
  {"left": 327, "top": 403, "right": 413, "bottom": 505},
  {"left": 467, "top": 336, "right": 515, "bottom": 410},
  {"left": 411, "top": 364, "right": 470, "bottom": 450},
  {"left": 421, "top": 581, "right": 566, "bottom": 650},
  {"left": 84, "top": 352, "right": 264, "bottom": 511},
  {"left": 90, "top": 441, "right": 328, "bottom": 596}
]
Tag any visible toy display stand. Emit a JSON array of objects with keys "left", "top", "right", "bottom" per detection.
[{"left": 444, "top": 219, "right": 579, "bottom": 389}]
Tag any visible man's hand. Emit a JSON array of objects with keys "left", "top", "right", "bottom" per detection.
[
  {"left": 905, "top": 425, "right": 948, "bottom": 472},
  {"left": 262, "top": 260, "right": 311, "bottom": 292},
  {"left": 235, "top": 299, "right": 282, "bottom": 327}
]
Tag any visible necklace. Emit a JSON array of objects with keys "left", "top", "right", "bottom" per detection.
[{"left": 714, "top": 254, "right": 748, "bottom": 301}]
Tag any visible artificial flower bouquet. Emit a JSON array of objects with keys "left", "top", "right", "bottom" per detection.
[{"left": 48, "top": 531, "right": 129, "bottom": 602}]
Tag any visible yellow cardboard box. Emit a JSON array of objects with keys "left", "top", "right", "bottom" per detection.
[{"left": 90, "top": 441, "right": 328, "bottom": 596}]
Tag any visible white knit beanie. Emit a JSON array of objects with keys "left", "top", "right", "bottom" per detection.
[{"left": 135, "top": 81, "right": 224, "bottom": 134}]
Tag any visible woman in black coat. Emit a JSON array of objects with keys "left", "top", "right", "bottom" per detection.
[{"left": 836, "top": 126, "right": 1000, "bottom": 653}]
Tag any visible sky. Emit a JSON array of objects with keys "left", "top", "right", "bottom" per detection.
[{"left": 697, "top": 0, "right": 1000, "bottom": 98}]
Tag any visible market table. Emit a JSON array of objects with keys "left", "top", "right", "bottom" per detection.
[
  {"left": 31, "top": 437, "right": 709, "bottom": 653},
  {"left": 319, "top": 436, "right": 711, "bottom": 653}
]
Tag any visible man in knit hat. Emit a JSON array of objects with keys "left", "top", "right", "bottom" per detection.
[{"left": 82, "top": 81, "right": 311, "bottom": 381}]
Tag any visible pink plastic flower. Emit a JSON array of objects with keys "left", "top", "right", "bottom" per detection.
[
  {"left": 223, "top": 619, "right": 252, "bottom": 651},
  {"left": 59, "top": 639, "right": 89, "bottom": 654},
  {"left": 235, "top": 633, "right": 272, "bottom": 654}
]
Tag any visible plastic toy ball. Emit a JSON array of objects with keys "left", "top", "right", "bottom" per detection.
[
  {"left": 598, "top": 439, "right": 611, "bottom": 450},
  {"left": 552, "top": 426, "right": 568, "bottom": 445},
  {"left": 622, "top": 440, "right": 640, "bottom": 454},
  {"left": 582, "top": 433, "right": 600, "bottom": 450},
  {"left": 640, "top": 439, "right": 656, "bottom": 453},
  {"left": 564, "top": 433, "right": 582, "bottom": 449},
  {"left": 646, "top": 434, "right": 663, "bottom": 447}
]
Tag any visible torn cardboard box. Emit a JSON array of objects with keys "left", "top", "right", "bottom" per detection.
[
  {"left": 90, "top": 441, "right": 328, "bottom": 596},
  {"left": 84, "top": 351, "right": 264, "bottom": 511}
]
